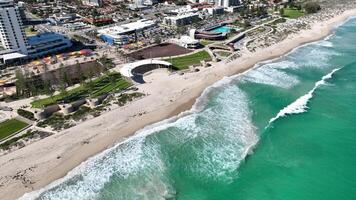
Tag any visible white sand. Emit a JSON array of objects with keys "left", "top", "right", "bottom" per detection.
[{"left": 0, "top": 9, "right": 356, "bottom": 200}]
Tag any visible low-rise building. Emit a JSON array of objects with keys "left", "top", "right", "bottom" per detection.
[
  {"left": 98, "top": 19, "right": 156, "bottom": 45},
  {"left": 205, "top": 6, "right": 225, "bottom": 15},
  {"left": 26, "top": 33, "right": 73, "bottom": 58},
  {"left": 82, "top": 0, "right": 103, "bottom": 7},
  {"left": 163, "top": 13, "right": 200, "bottom": 27}
]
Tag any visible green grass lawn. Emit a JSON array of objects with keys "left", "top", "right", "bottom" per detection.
[
  {"left": 0, "top": 119, "right": 28, "bottom": 140},
  {"left": 31, "top": 73, "right": 131, "bottom": 108},
  {"left": 165, "top": 51, "right": 212, "bottom": 70},
  {"left": 283, "top": 8, "right": 304, "bottom": 19},
  {"left": 200, "top": 40, "right": 214, "bottom": 46}
]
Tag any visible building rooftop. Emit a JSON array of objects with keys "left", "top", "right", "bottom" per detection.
[
  {"left": 165, "top": 12, "right": 199, "bottom": 20},
  {"left": 27, "top": 33, "right": 68, "bottom": 45},
  {"left": 98, "top": 19, "right": 156, "bottom": 38},
  {"left": 120, "top": 59, "right": 171, "bottom": 77}
]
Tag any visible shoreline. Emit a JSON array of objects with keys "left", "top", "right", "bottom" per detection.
[{"left": 1, "top": 9, "right": 356, "bottom": 200}]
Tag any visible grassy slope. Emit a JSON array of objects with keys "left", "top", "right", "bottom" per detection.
[
  {"left": 165, "top": 50, "right": 212, "bottom": 70},
  {"left": 283, "top": 8, "right": 304, "bottom": 19},
  {"left": 31, "top": 73, "right": 131, "bottom": 108},
  {"left": 0, "top": 119, "right": 28, "bottom": 140}
]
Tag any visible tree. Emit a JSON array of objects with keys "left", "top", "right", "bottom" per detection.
[
  {"left": 44, "top": 80, "right": 55, "bottom": 100},
  {"left": 15, "top": 69, "right": 25, "bottom": 97},
  {"left": 154, "top": 36, "right": 161, "bottom": 44},
  {"left": 75, "top": 63, "right": 85, "bottom": 85},
  {"left": 279, "top": 8, "right": 285, "bottom": 16},
  {"left": 304, "top": 2, "right": 321, "bottom": 14},
  {"left": 243, "top": 20, "right": 252, "bottom": 29}
]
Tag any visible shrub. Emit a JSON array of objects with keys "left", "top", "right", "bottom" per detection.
[
  {"left": 17, "top": 109, "right": 35, "bottom": 121},
  {"left": 304, "top": 2, "right": 321, "bottom": 14}
]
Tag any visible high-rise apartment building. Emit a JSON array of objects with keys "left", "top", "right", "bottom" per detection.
[{"left": 0, "top": 0, "right": 28, "bottom": 54}]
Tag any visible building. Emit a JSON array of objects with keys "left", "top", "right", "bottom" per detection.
[
  {"left": 216, "top": 0, "right": 240, "bottom": 7},
  {"left": 0, "top": 0, "right": 73, "bottom": 64},
  {"left": 17, "top": 1, "right": 27, "bottom": 24},
  {"left": 26, "top": 33, "right": 72, "bottom": 58},
  {"left": 205, "top": 6, "right": 225, "bottom": 15},
  {"left": 98, "top": 19, "right": 156, "bottom": 45},
  {"left": 163, "top": 13, "right": 200, "bottom": 27},
  {"left": 225, "top": 5, "right": 244, "bottom": 13},
  {"left": 82, "top": 0, "right": 102, "bottom": 7},
  {"left": 179, "top": 35, "right": 200, "bottom": 48},
  {"left": 0, "top": 0, "right": 29, "bottom": 55}
]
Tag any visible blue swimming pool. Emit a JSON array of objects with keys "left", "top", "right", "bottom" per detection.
[{"left": 209, "top": 26, "right": 231, "bottom": 33}]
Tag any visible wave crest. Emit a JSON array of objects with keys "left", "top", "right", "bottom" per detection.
[{"left": 268, "top": 68, "right": 341, "bottom": 124}]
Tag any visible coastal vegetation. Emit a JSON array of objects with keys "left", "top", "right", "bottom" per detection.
[
  {"left": 0, "top": 119, "right": 28, "bottom": 140},
  {"left": 0, "top": 129, "right": 52, "bottom": 151},
  {"left": 116, "top": 92, "right": 145, "bottom": 106},
  {"left": 165, "top": 50, "right": 212, "bottom": 70},
  {"left": 304, "top": 2, "right": 321, "bottom": 14},
  {"left": 17, "top": 109, "right": 35, "bottom": 121},
  {"left": 14, "top": 61, "right": 104, "bottom": 99},
  {"left": 37, "top": 92, "right": 144, "bottom": 131},
  {"left": 31, "top": 73, "right": 131, "bottom": 108}
]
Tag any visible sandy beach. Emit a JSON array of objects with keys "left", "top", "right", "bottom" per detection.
[{"left": 1, "top": 9, "right": 356, "bottom": 200}]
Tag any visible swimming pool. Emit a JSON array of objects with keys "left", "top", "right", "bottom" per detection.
[{"left": 209, "top": 26, "right": 231, "bottom": 33}]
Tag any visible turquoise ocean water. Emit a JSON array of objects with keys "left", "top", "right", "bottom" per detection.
[{"left": 21, "top": 17, "right": 356, "bottom": 200}]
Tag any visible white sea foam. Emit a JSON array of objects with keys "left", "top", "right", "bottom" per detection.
[
  {"left": 186, "top": 85, "right": 258, "bottom": 181},
  {"left": 242, "top": 64, "right": 299, "bottom": 89},
  {"left": 20, "top": 74, "right": 257, "bottom": 200},
  {"left": 317, "top": 40, "right": 334, "bottom": 47},
  {"left": 268, "top": 68, "right": 341, "bottom": 124}
]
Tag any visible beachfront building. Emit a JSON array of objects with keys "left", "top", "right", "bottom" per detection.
[
  {"left": 98, "top": 19, "right": 156, "bottom": 45},
  {"left": 0, "top": 0, "right": 29, "bottom": 55},
  {"left": 163, "top": 13, "right": 200, "bottom": 27},
  {"left": 26, "top": 33, "right": 72, "bottom": 58},
  {"left": 0, "top": 0, "right": 73, "bottom": 64}
]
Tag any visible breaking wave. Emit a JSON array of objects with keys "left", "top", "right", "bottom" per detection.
[
  {"left": 20, "top": 74, "right": 258, "bottom": 200},
  {"left": 269, "top": 68, "right": 341, "bottom": 124}
]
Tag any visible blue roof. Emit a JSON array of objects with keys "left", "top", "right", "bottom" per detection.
[{"left": 27, "top": 33, "right": 67, "bottom": 45}]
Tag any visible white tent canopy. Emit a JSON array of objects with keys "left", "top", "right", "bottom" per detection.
[{"left": 120, "top": 59, "right": 172, "bottom": 77}]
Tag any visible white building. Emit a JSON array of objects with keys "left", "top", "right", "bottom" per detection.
[
  {"left": 163, "top": 13, "right": 200, "bottom": 27},
  {"left": 82, "top": 0, "right": 102, "bottom": 7},
  {"left": 179, "top": 35, "right": 199, "bottom": 48},
  {"left": 98, "top": 19, "right": 156, "bottom": 45},
  {"left": 216, "top": 0, "right": 240, "bottom": 7},
  {"left": 0, "top": 0, "right": 29, "bottom": 55}
]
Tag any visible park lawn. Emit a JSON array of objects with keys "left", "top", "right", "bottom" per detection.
[
  {"left": 31, "top": 73, "right": 131, "bottom": 108},
  {"left": 165, "top": 50, "right": 212, "bottom": 70},
  {"left": 283, "top": 8, "right": 304, "bottom": 19},
  {"left": 200, "top": 40, "right": 214, "bottom": 46},
  {"left": 0, "top": 119, "right": 28, "bottom": 140}
]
